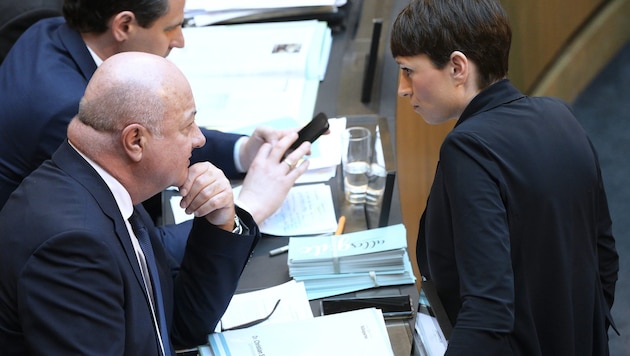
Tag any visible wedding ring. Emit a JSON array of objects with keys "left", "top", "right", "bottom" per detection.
[{"left": 283, "top": 159, "right": 295, "bottom": 170}]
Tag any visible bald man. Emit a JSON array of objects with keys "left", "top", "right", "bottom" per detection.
[
  {"left": 0, "top": 0, "right": 313, "bottom": 263},
  {"left": 0, "top": 52, "right": 306, "bottom": 354}
]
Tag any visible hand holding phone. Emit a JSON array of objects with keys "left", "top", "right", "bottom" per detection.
[{"left": 286, "top": 112, "right": 329, "bottom": 154}]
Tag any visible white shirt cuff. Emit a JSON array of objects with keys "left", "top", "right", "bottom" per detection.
[{"left": 233, "top": 136, "right": 248, "bottom": 173}]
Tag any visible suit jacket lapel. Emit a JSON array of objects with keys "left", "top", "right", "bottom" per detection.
[
  {"left": 51, "top": 141, "right": 148, "bottom": 293},
  {"left": 57, "top": 22, "right": 98, "bottom": 82}
]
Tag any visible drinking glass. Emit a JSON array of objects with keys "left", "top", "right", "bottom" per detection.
[{"left": 341, "top": 127, "right": 371, "bottom": 204}]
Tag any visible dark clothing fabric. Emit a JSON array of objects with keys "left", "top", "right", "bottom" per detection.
[
  {"left": 0, "top": 17, "right": 244, "bottom": 210},
  {"left": 418, "top": 79, "right": 618, "bottom": 355},
  {"left": 0, "top": 140, "right": 261, "bottom": 354},
  {"left": 0, "top": 0, "right": 63, "bottom": 64}
]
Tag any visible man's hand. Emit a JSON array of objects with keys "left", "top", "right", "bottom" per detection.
[
  {"left": 238, "top": 126, "right": 296, "bottom": 171},
  {"left": 178, "top": 162, "right": 235, "bottom": 231},
  {"left": 237, "top": 132, "right": 311, "bottom": 224}
]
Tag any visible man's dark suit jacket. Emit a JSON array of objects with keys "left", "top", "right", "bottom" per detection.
[
  {"left": 417, "top": 80, "right": 618, "bottom": 355},
  {"left": 0, "top": 140, "right": 261, "bottom": 354},
  {"left": 0, "top": 0, "right": 63, "bottom": 64},
  {"left": 0, "top": 17, "right": 244, "bottom": 210}
]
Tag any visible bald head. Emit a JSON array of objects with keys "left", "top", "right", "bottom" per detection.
[
  {"left": 76, "top": 51, "right": 191, "bottom": 137},
  {"left": 68, "top": 51, "right": 202, "bottom": 203}
]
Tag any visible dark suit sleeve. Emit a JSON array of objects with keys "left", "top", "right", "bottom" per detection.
[
  {"left": 439, "top": 133, "right": 514, "bottom": 355},
  {"left": 156, "top": 220, "right": 194, "bottom": 265},
  {"left": 191, "top": 128, "right": 245, "bottom": 179},
  {"left": 590, "top": 142, "right": 618, "bottom": 313},
  {"left": 170, "top": 207, "right": 261, "bottom": 348},
  {"left": 0, "top": 19, "right": 96, "bottom": 206},
  {"left": 18, "top": 232, "right": 128, "bottom": 355}
]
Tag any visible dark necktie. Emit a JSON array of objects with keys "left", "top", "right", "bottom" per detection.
[{"left": 129, "top": 209, "right": 171, "bottom": 356}]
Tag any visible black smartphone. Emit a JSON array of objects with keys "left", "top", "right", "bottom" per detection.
[
  {"left": 320, "top": 295, "right": 414, "bottom": 320},
  {"left": 288, "top": 112, "right": 329, "bottom": 152}
]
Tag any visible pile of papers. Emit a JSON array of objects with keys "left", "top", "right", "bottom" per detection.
[
  {"left": 216, "top": 281, "right": 313, "bottom": 332},
  {"left": 288, "top": 224, "right": 416, "bottom": 299},
  {"left": 205, "top": 308, "right": 393, "bottom": 356},
  {"left": 202, "top": 280, "right": 394, "bottom": 356},
  {"left": 184, "top": 0, "right": 347, "bottom": 27},
  {"left": 167, "top": 19, "right": 332, "bottom": 132}
]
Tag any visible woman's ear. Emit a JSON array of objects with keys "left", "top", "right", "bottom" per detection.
[
  {"left": 121, "top": 123, "right": 146, "bottom": 162},
  {"left": 449, "top": 51, "right": 469, "bottom": 84}
]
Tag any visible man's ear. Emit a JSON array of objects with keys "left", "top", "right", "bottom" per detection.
[
  {"left": 111, "top": 11, "right": 136, "bottom": 42},
  {"left": 449, "top": 51, "right": 469, "bottom": 85},
  {"left": 121, "top": 124, "right": 146, "bottom": 162}
]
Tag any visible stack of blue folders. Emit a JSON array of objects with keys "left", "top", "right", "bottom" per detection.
[{"left": 288, "top": 224, "right": 416, "bottom": 300}]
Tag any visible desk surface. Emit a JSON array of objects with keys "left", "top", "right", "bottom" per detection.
[
  {"left": 235, "top": 115, "right": 417, "bottom": 356},
  {"left": 236, "top": 234, "right": 417, "bottom": 356}
]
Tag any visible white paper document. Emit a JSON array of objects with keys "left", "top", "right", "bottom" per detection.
[
  {"left": 218, "top": 280, "right": 313, "bottom": 331},
  {"left": 169, "top": 194, "right": 191, "bottom": 225},
  {"left": 170, "top": 183, "right": 337, "bottom": 236},
  {"left": 257, "top": 183, "right": 338, "bottom": 236},
  {"left": 183, "top": 75, "right": 319, "bottom": 131},
  {"left": 186, "top": 0, "right": 340, "bottom": 12},
  {"left": 205, "top": 308, "right": 394, "bottom": 356},
  {"left": 168, "top": 20, "right": 332, "bottom": 132},
  {"left": 415, "top": 312, "right": 448, "bottom": 356},
  {"left": 188, "top": 7, "right": 337, "bottom": 28},
  {"left": 170, "top": 20, "right": 330, "bottom": 79}
]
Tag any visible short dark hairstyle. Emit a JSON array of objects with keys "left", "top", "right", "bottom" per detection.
[
  {"left": 63, "top": 0, "right": 169, "bottom": 33},
  {"left": 390, "top": 0, "right": 511, "bottom": 89}
]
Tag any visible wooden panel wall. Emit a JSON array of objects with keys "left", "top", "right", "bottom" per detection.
[
  {"left": 395, "top": 0, "right": 629, "bottom": 286},
  {"left": 532, "top": 0, "right": 630, "bottom": 101},
  {"left": 501, "top": 0, "right": 604, "bottom": 94},
  {"left": 395, "top": 94, "right": 454, "bottom": 288}
]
